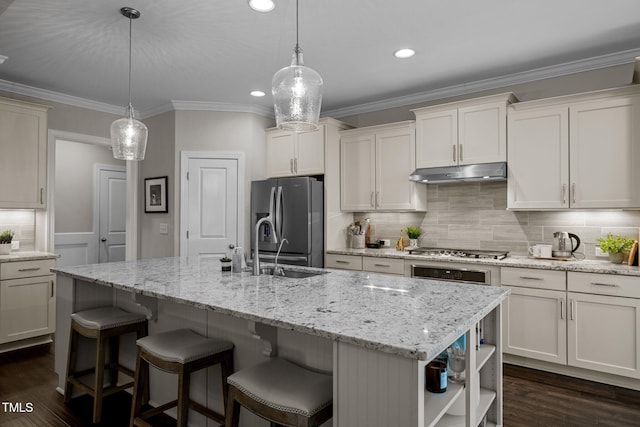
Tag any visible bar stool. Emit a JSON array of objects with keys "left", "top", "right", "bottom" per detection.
[
  {"left": 130, "top": 328, "right": 234, "bottom": 427},
  {"left": 65, "top": 306, "right": 148, "bottom": 424},
  {"left": 225, "top": 358, "right": 332, "bottom": 427}
]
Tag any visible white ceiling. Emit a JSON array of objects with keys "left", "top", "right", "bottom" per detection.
[{"left": 1, "top": 0, "right": 640, "bottom": 119}]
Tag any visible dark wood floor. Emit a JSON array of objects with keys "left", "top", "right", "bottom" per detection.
[{"left": 1, "top": 343, "right": 639, "bottom": 426}]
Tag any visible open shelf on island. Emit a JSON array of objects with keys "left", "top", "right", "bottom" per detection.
[
  {"left": 424, "top": 382, "right": 464, "bottom": 427},
  {"left": 434, "top": 388, "right": 496, "bottom": 427}
]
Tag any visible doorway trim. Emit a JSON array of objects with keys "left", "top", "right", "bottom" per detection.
[
  {"left": 179, "top": 151, "right": 245, "bottom": 256},
  {"left": 46, "top": 129, "right": 139, "bottom": 260}
]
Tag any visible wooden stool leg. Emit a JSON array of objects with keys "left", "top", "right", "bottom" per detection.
[
  {"left": 225, "top": 386, "right": 241, "bottom": 427},
  {"left": 129, "top": 348, "right": 147, "bottom": 427},
  {"left": 177, "top": 365, "right": 191, "bottom": 427},
  {"left": 136, "top": 323, "right": 149, "bottom": 404},
  {"left": 64, "top": 326, "right": 78, "bottom": 402},
  {"left": 220, "top": 350, "right": 234, "bottom": 413},
  {"left": 109, "top": 334, "right": 120, "bottom": 387},
  {"left": 92, "top": 333, "right": 107, "bottom": 424}
]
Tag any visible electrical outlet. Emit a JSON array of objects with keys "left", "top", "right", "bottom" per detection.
[{"left": 595, "top": 247, "right": 607, "bottom": 257}]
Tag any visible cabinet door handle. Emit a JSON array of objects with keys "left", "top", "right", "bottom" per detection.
[
  {"left": 40, "top": 188, "right": 44, "bottom": 204},
  {"left": 561, "top": 184, "right": 567, "bottom": 205},
  {"left": 335, "top": 260, "right": 349, "bottom": 264},
  {"left": 370, "top": 192, "right": 375, "bottom": 207},
  {"left": 590, "top": 282, "right": 619, "bottom": 288},
  {"left": 294, "top": 158, "right": 298, "bottom": 173},
  {"left": 290, "top": 159, "right": 294, "bottom": 174},
  {"left": 376, "top": 191, "right": 380, "bottom": 207},
  {"left": 459, "top": 144, "right": 463, "bottom": 162},
  {"left": 571, "top": 183, "right": 576, "bottom": 204},
  {"left": 453, "top": 145, "right": 457, "bottom": 162},
  {"left": 51, "top": 280, "right": 55, "bottom": 298},
  {"left": 18, "top": 267, "right": 41, "bottom": 272},
  {"left": 570, "top": 299, "right": 575, "bottom": 320},
  {"left": 519, "top": 276, "right": 542, "bottom": 280},
  {"left": 560, "top": 299, "right": 564, "bottom": 320},
  {"left": 374, "top": 263, "right": 390, "bottom": 268}
]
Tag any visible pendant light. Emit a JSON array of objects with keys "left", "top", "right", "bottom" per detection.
[
  {"left": 271, "top": 0, "right": 323, "bottom": 132},
  {"left": 110, "top": 7, "right": 148, "bottom": 161}
]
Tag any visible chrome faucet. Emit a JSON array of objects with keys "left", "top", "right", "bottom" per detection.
[
  {"left": 273, "top": 238, "right": 289, "bottom": 276},
  {"left": 253, "top": 215, "right": 277, "bottom": 275}
]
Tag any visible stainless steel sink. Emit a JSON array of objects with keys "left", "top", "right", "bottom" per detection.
[{"left": 259, "top": 267, "right": 328, "bottom": 279}]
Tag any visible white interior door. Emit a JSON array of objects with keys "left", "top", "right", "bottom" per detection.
[
  {"left": 183, "top": 157, "right": 239, "bottom": 258},
  {"left": 98, "top": 168, "right": 127, "bottom": 263}
]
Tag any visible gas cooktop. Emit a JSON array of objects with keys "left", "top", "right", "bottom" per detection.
[{"left": 407, "top": 247, "right": 509, "bottom": 260}]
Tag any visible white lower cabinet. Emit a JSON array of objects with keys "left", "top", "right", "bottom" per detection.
[
  {"left": 325, "top": 253, "right": 405, "bottom": 275},
  {"left": 0, "top": 259, "right": 56, "bottom": 345},
  {"left": 503, "top": 286, "right": 567, "bottom": 364},
  {"left": 503, "top": 268, "right": 640, "bottom": 381},
  {"left": 567, "top": 272, "right": 640, "bottom": 379}
]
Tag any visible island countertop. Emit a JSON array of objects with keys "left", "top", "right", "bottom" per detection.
[{"left": 53, "top": 256, "right": 509, "bottom": 361}]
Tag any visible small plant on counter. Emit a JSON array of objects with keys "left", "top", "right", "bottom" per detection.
[
  {"left": 596, "top": 233, "right": 635, "bottom": 254},
  {"left": 403, "top": 226, "right": 422, "bottom": 239},
  {"left": 220, "top": 256, "right": 232, "bottom": 262},
  {"left": 0, "top": 230, "right": 14, "bottom": 244}
]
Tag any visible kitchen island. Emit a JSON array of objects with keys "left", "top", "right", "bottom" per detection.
[{"left": 53, "top": 256, "right": 509, "bottom": 427}]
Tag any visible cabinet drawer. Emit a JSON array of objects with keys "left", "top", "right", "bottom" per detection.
[
  {"left": 1, "top": 259, "right": 56, "bottom": 280},
  {"left": 568, "top": 272, "right": 640, "bottom": 299},
  {"left": 501, "top": 267, "right": 566, "bottom": 291},
  {"left": 362, "top": 257, "right": 404, "bottom": 275},
  {"left": 325, "top": 254, "right": 362, "bottom": 271}
]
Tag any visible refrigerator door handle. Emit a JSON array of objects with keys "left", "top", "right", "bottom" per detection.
[{"left": 275, "top": 185, "right": 283, "bottom": 240}]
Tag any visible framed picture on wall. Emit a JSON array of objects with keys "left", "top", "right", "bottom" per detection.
[{"left": 144, "top": 176, "right": 168, "bottom": 213}]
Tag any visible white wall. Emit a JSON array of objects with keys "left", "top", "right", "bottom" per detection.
[{"left": 172, "top": 110, "right": 273, "bottom": 255}]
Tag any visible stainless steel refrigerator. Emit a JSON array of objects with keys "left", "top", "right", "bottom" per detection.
[{"left": 250, "top": 176, "right": 324, "bottom": 267}]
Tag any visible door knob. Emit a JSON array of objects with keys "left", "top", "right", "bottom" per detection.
[
  {"left": 100, "top": 237, "right": 107, "bottom": 242},
  {"left": 228, "top": 243, "right": 235, "bottom": 249}
]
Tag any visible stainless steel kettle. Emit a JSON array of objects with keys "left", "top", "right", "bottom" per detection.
[{"left": 552, "top": 231, "right": 581, "bottom": 258}]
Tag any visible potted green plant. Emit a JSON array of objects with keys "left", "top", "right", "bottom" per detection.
[
  {"left": 220, "top": 256, "right": 232, "bottom": 272},
  {"left": 402, "top": 226, "right": 422, "bottom": 249},
  {"left": 596, "top": 233, "right": 635, "bottom": 264},
  {"left": 0, "top": 230, "right": 14, "bottom": 255}
]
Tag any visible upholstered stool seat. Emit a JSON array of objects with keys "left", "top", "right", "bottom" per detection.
[
  {"left": 225, "top": 358, "right": 332, "bottom": 427},
  {"left": 130, "top": 328, "right": 234, "bottom": 427},
  {"left": 65, "top": 306, "right": 148, "bottom": 424}
]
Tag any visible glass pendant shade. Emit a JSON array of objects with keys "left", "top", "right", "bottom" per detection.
[
  {"left": 110, "top": 106, "right": 148, "bottom": 160},
  {"left": 272, "top": 47, "right": 323, "bottom": 132}
]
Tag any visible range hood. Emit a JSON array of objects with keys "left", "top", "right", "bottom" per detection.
[{"left": 409, "top": 162, "right": 507, "bottom": 184}]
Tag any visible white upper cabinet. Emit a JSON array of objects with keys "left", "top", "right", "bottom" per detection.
[
  {"left": 266, "top": 125, "right": 325, "bottom": 177},
  {"left": 340, "top": 121, "right": 426, "bottom": 212},
  {"left": 508, "top": 86, "right": 640, "bottom": 209},
  {"left": 0, "top": 97, "right": 49, "bottom": 209},
  {"left": 412, "top": 93, "right": 516, "bottom": 168}
]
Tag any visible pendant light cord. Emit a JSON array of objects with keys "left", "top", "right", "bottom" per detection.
[
  {"left": 127, "top": 14, "right": 133, "bottom": 117},
  {"left": 294, "top": 0, "right": 301, "bottom": 64}
]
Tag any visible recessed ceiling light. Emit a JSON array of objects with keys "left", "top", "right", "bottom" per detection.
[
  {"left": 250, "top": 90, "right": 266, "bottom": 97},
  {"left": 248, "top": 0, "right": 275, "bottom": 12},
  {"left": 394, "top": 48, "right": 415, "bottom": 59}
]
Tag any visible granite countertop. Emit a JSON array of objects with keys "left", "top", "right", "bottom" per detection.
[
  {"left": 327, "top": 248, "right": 640, "bottom": 277},
  {"left": 0, "top": 251, "right": 59, "bottom": 263},
  {"left": 53, "top": 256, "right": 509, "bottom": 361}
]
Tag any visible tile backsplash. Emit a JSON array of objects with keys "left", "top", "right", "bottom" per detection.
[
  {"left": 0, "top": 210, "right": 36, "bottom": 251},
  {"left": 354, "top": 181, "right": 640, "bottom": 260}
]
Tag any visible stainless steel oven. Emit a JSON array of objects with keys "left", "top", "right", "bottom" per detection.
[{"left": 411, "top": 264, "right": 491, "bottom": 285}]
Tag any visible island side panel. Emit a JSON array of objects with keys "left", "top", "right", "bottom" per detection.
[{"left": 335, "top": 341, "right": 420, "bottom": 427}]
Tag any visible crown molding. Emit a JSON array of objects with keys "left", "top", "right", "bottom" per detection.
[
  {"left": 0, "top": 78, "right": 124, "bottom": 115},
  {"left": 169, "top": 100, "right": 274, "bottom": 118},
  {"left": 322, "top": 49, "right": 640, "bottom": 119}
]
